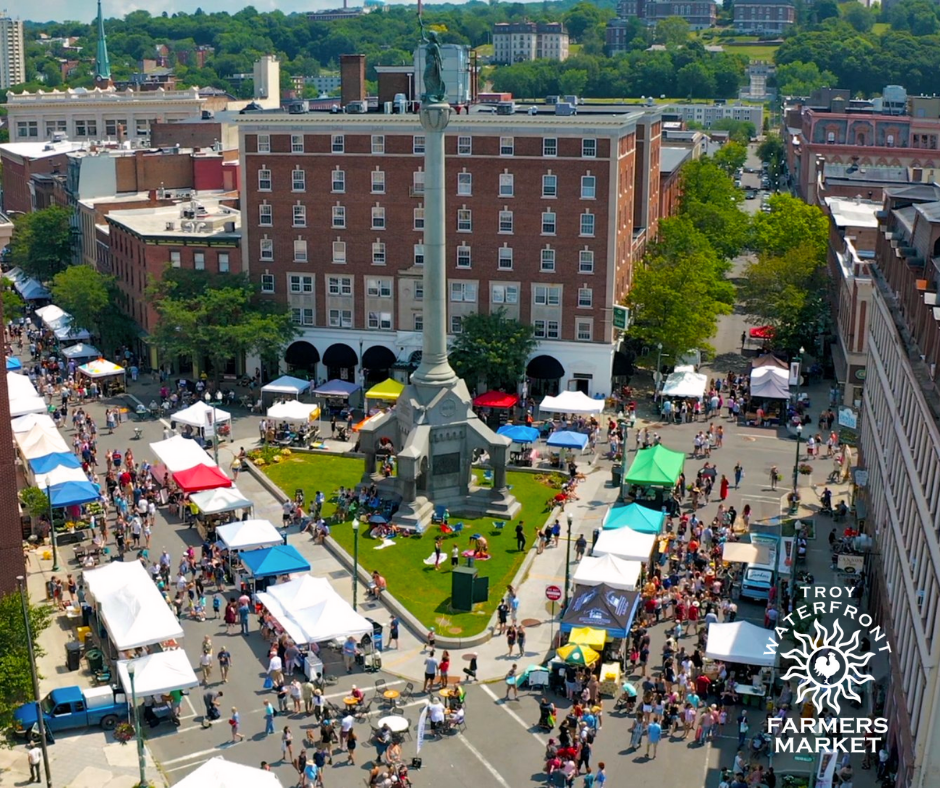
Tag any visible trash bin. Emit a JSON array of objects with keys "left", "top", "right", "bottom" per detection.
[
  {"left": 81, "top": 604, "right": 92, "bottom": 627},
  {"left": 367, "top": 619, "right": 384, "bottom": 652},
  {"left": 65, "top": 641, "right": 83, "bottom": 672},
  {"left": 611, "top": 463, "right": 622, "bottom": 488},
  {"left": 85, "top": 647, "right": 104, "bottom": 673}
]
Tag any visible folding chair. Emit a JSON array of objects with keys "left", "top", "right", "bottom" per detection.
[
  {"left": 355, "top": 699, "right": 373, "bottom": 723},
  {"left": 453, "top": 522, "right": 465, "bottom": 535},
  {"left": 483, "top": 470, "right": 494, "bottom": 485},
  {"left": 492, "top": 521, "right": 506, "bottom": 532}
]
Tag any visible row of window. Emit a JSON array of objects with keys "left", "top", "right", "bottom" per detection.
[
  {"left": 456, "top": 207, "right": 595, "bottom": 237},
  {"left": 256, "top": 133, "right": 598, "bottom": 159},
  {"left": 167, "top": 249, "right": 232, "bottom": 272},
  {"left": 16, "top": 118, "right": 150, "bottom": 139}
]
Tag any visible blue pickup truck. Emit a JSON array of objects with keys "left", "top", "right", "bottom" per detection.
[{"left": 13, "top": 685, "right": 127, "bottom": 740}]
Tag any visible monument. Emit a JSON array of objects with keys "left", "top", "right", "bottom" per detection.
[{"left": 357, "top": 20, "right": 521, "bottom": 531}]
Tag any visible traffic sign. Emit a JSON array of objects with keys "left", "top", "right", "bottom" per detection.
[{"left": 545, "top": 585, "right": 563, "bottom": 601}]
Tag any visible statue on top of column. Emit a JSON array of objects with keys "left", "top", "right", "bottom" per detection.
[{"left": 419, "top": 14, "right": 446, "bottom": 104}]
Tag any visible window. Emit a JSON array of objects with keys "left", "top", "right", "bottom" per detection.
[
  {"left": 413, "top": 135, "right": 426, "bottom": 154},
  {"left": 413, "top": 313, "right": 424, "bottom": 330},
  {"left": 260, "top": 239, "right": 273, "bottom": 261},
  {"left": 492, "top": 284, "right": 519, "bottom": 304},
  {"left": 259, "top": 204, "right": 273, "bottom": 226},
  {"left": 293, "top": 205, "right": 307, "bottom": 227},
  {"left": 258, "top": 168, "right": 272, "bottom": 191},
  {"left": 194, "top": 252, "right": 205, "bottom": 271},
  {"left": 498, "top": 247, "right": 513, "bottom": 270},
  {"left": 414, "top": 244, "right": 425, "bottom": 266},
  {"left": 332, "top": 206, "right": 346, "bottom": 229},
  {"left": 293, "top": 240, "right": 308, "bottom": 262},
  {"left": 543, "top": 174, "right": 557, "bottom": 198},
  {"left": 547, "top": 320, "right": 560, "bottom": 339},
  {"left": 75, "top": 119, "right": 97, "bottom": 137},
  {"left": 534, "top": 320, "right": 546, "bottom": 338},
  {"left": 581, "top": 175, "right": 596, "bottom": 199},
  {"left": 499, "top": 210, "right": 514, "bottom": 234},
  {"left": 543, "top": 137, "right": 557, "bottom": 157},
  {"left": 218, "top": 253, "right": 230, "bottom": 273},
  {"left": 827, "top": 131, "right": 836, "bottom": 144},
  {"left": 290, "top": 275, "right": 314, "bottom": 293},
  {"left": 332, "top": 134, "right": 344, "bottom": 153},
  {"left": 542, "top": 212, "right": 557, "bottom": 235},
  {"left": 499, "top": 173, "right": 514, "bottom": 197},
  {"left": 456, "top": 245, "right": 472, "bottom": 268},
  {"left": 261, "top": 274, "right": 275, "bottom": 293},
  {"left": 535, "top": 285, "right": 561, "bottom": 306},
  {"left": 135, "top": 119, "right": 150, "bottom": 137},
  {"left": 457, "top": 136, "right": 472, "bottom": 155},
  {"left": 576, "top": 319, "right": 593, "bottom": 341},
  {"left": 367, "top": 278, "right": 393, "bottom": 298},
  {"left": 291, "top": 134, "right": 304, "bottom": 153},
  {"left": 451, "top": 282, "right": 477, "bottom": 302},
  {"left": 328, "top": 276, "right": 353, "bottom": 296},
  {"left": 415, "top": 282, "right": 424, "bottom": 300},
  {"left": 329, "top": 309, "right": 353, "bottom": 328},
  {"left": 500, "top": 137, "right": 514, "bottom": 156},
  {"left": 292, "top": 169, "right": 306, "bottom": 192},
  {"left": 457, "top": 172, "right": 472, "bottom": 196},
  {"left": 104, "top": 119, "right": 125, "bottom": 137},
  {"left": 16, "top": 121, "right": 38, "bottom": 139},
  {"left": 291, "top": 308, "right": 315, "bottom": 326},
  {"left": 332, "top": 169, "right": 346, "bottom": 193},
  {"left": 332, "top": 241, "right": 346, "bottom": 264},
  {"left": 413, "top": 170, "right": 425, "bottom": 195},
  {"left": 578, "top": 287, "right": 593, "bottom": 308},
  {"left": 582, "top": 138, "right": 597, "bottom": 158},
  {"left": 414, "top": 207, "right": 425, "bottom": 230},
  {"left": 372, "top": 206, "right": 386, "bottom": 230},
  {"left": 457, "top": 209, "right": 472, "bottom": 232},
  {"left": 372, "top": 242, "right": 386, "bottom": 265},
  {"left": 451, "top": 316, "right": 463, "bottom": 334},
  {"left": 371, "top": 170, "right": 386, "bottom": 194},
  {"left": 258, "top": 134, "right": 271, "bottom": 153},
  {"left": 541, "top": 248, "right": 556, "bottom": 272},
  {"left": 580, "top": 213, "right": 595, "bottom": 237},
  {"left": 579, "top": 249, "right": 594, "bottom": 274},
  {"left": 887, "top": 134, "right": 895, "bottom": 147},
  {"left": 372, "top": 135, "right": 385, "bottom": 154}
]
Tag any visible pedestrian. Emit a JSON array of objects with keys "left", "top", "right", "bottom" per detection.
[
  {"left": 291, "top": 679, "right": 303, "bottom": 713},
  {"left": 595, "top": 763, "right": 607, "bottom": 788},
  {"left": 738, "top": 713, "right": 749, "bottom": 749},
  {"left": 646, "top": 717, "right": 662, "bottom": 758},
  {"left": 218, "top": 647, "right": 231, "bottom": 683},
  {"left": 263, "top": 701, "right": 276, "bottom": 735},
  {"left": 517, "top": 624, "right": 527, "bottom": 656},
  {"left": 200, "top": 648, "right": 214, "bottom": 685},
  {"left": 505, "top": 663, "right": 519, "bottom": 700},
  {"left": 720, "top": 475, "right": 730, "bottom": 501},
  {"left": 734, "top": 463, "right": 743, "bottom": 489},
  {"left": 27, "top": 743, "right": 42, "bottom": 783},
  {"left": 281, "top": 726, "right": 295, "bottom": 766},
  {"left": 268, "top": 650, "right": 284, "bottom": 686},
  {"left": 230, "top": 707, "right": 244, "bottom": 742},
  {"left": 346, "top": 729, "right": 358, "bottom": 764},
  {"left": 423, "top": 650, "right": 439, "bottom": 693},
  {"left": 515, "top": 521, "right": 527, "bottom": 552},
  {"left": 575, "top": 534, "right": 587, "bottom": 561},
  {"left": 506, "top": 625, "right": 517, "bottom": 656},
  {"left": 388, "top": 616, "right": 400, "bottom": 649},
  {"left": 238, "top": 599, "right": 250, "bottom": 635},
  {"left": 342, "top": 635, "right": 358, "bottom": 673},
  {"left": 451, "top": 544, "right": 459, "bottom": 567},
  {"left": 433, "top": 535, "right": 443, "bottom": 571},
  {"left": 770, "top": 465, "right": 779, "bottom": 491},
  {"left": 439, "top": 651, "right": 451, "bottom": 686}
]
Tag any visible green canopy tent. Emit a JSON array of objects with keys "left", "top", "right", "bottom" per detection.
[{"left": 623, "top": 445, "right": 685, "bottom": 487}]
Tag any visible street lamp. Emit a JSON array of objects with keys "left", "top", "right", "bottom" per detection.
[
  {"left": 44, "top": 476, "right": 58, "bottom": 571},
  {"left": 127, "top": 661, "right": 149, "bottom": 788},
  {"left": 352, "top": 520, "right": 360, "bottom": 611},
  {"left": 655, "top": 343, "right": 663, "bottom": 395},
  {"left": 17, "top": 576, "right": 51, "bottom": 788},
  {"left": 563, "top": 512, "right": 574, "bottom": 608},
  {"left": 792, "top": 423, "right": 803, "bottom": 492},
  {"left": 795, "top": 346, "right": 805, "bottom": 406}
]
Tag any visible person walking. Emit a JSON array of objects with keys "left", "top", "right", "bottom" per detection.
[
  {"left": 517, "top": 624, "right": 527, "bottom": 656},
  {"left": 505, "top": 663, "right": 519, "bottom": 700},
  {"left": 238, "top": 599, "right": 251, "bottom": 635},
  {"left": 27, "top": 743, "right": 42, "bottom": 783},
  {"left": 770, "top": 466, "right": 779, "bottom": 491},
  {"left": 734, "top": 463, "right": 743, "bottom": 489},
  {"left": 263, "top": 701, "right": 276, "bottom": 735},
  {"left": 230, "top": 707, "right": 245, "bottom": 742},
  {"left": 199, "top": 648, "right": 214, "bottom": 685},
  {"left": 388, "top": 616, "right": 400, "bottom": 649},
  {"left": 423, "top": 650, "right": 439, "bottom": 693},
  {"left": 217, "top": 647, "right": 231, "bottom": 683},
  {"left": 515, "top": 522, "right": 527, "bottom": 552},
  {"left": 281, "top": 726, "right": 295, "bottom": 767},
  {"left": 346, "top": 729, "right": 358, "bottom": 764},
  {"left": 506, "top": 625, "right": 517, "bottom": 656}
]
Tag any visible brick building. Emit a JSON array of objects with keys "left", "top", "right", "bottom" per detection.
[
  {"left": 659, "top": 146, "right": 693, "bottom": 222},
  {"left": 733, "top": 0, "right": 796, "bottom": 33},
  {"left": 235, "top": 109, "right": 663, "bottom": 395},
  {"left": 0, "top": 138, "right": 85, "bottom": 215}
]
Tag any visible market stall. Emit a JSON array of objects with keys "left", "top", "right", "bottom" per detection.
[
  {"left": 189, "top": 486, "right": 252, "bottom": 515},
  {"left": 660, "top": 366, "right": 708, "bottom": 399},
  {"left": 174, "top": 757, "right": 284, "bottom": 788},
  {"left": 35, "top": 305, "right": 67, "bottom": 326},
  {"left": 216, "top": 520, "right": 284, "bottom": 551},
  {"left": 52, "top": 322, "right": 92, "bottom": 343},
  {"left": 704, "top": 621, "right": 776, "bottom": 666},
  {"left": 39, "top": 465, "right": 88, "bottom": 487},
  {"left": 592, "top": 526, "right": 658, "bottom": 563},
  {"left": 365, "top": 378, "right": 404, "bottom": 402},
  {"left": 173, "top": 464, "right": 232, "bottom": 493},
  {"left": 60, "top": 343, "right": 101, "bottom": 361},
  {"left": 11, "top": 413, "right": 56, "bottom": 434},
  {"left": 9, "top": 396, "right": 47, "bottom": 418},
  {"left": 602, "top": 503, "right": 665, "bottom": 534},
  {"left": 750, "top": 366, "right": 790, "bottom": 399},
  {"left": 261, "top": 375, "right": 311, "bottom": 400},
  {"left": 174, "top": 401, "right": 232, "bottom": 429},
  {"left": 560, "top": 583, "right": 641, "bottom": 639},
  {"left": 546, "top": 431, "right": 590, "bottom": 452},
  {"left": 573, "top": 554, "right": 642, "bottom": 591},
  {"left": 266, "top": 400, "right": 321, "bottom": 423},
  {"left": 149, "top": 435, "right": 218, "bottom": 474},
  {"left": 15, "top": 278, "right": 51, "bottom": 301},
  {"left": 540, "top": 390, "right": 605, "bottom": 415},
  {"left": 473, "top": 391, "right": 520, "bottom": 410},
  {"left": 239, "top": 545, "right": 311, "bottom": 594},
  {"left": 8, "top": 370, "right": 38, "bottom": 399},
  {"left": 752, "top": 352, "right": 788, "bottom": 369},
  {"left": 16, "top": 424, "right": 69, "bottom": 460},
  {"left": 6, "top": 356, "right": 21, "bottom": 372},
  {"left": 77, "top": 359, "right": 126, "bottom": 395},
  {"left": 622, "top": 444, "right": 685, "bottom": 511},
  {"left": 48, "top": 480, "right": 100, "bottom": 508},
  {"left": 116, "top": 651, "right": 199, "bottom": 697},
  {"left": 28, "top": 451, "right": 82, "bottom": 475}
]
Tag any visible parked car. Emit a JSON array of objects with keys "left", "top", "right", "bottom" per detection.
[
  {"left": 745, "top": 189, "right": 758, "bottom": 200},
  {"left": 14, "top": 686, "right": 127, "bottom": 740}
]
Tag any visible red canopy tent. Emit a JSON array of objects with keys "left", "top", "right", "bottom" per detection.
[
  {"left": 173, "top": 464, "right": 232, "bottom": 493},
  {"left": 749, "top": 325, "right": 776, "bottom": 340},
  {"left": 472, "top": 391, "right": 519, "bottom": 409}
]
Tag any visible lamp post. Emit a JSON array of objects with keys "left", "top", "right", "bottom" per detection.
[
  {"left": 792, "top": 423, "right": 803, "bottom": 492},
  {"left": 563, "top": 512, "right": 574, "bottom": 608},
  {"left": 44, "top": 476, "right": 58, "bottom": 571},
  {"left": 127, "top": 661, "right": 149, "bottom": 788},
  {"left": 352, "top": 520, "right": 360, "bottom": 611},
  {"left": 17, "top": 576, "right": 52, "bottom": 788},
  {"left": 655, "top": 343, "right": 663, "bottom": 395},
  {"left": 795, "top": 346, "right": 805, "bottom": 405}
]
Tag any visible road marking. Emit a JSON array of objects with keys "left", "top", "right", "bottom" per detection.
[
  {"left": 455, "top": 733, "right": 513, "bottom": 788},
  {"left": 479, "top": 684, "right": 547, "bottom": 746},
  {"left": 160, "top": 741, "right": 243, "bottom": 766}
]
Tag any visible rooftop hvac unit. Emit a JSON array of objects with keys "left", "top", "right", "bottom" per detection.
[
  {"left": 165, "top": 221, "right": 175, "bottom": 231},
  {"left": 224, "top": 221, "right": 236, "bottom": 233}
]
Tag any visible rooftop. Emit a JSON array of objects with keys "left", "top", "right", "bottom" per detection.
[
  {"left": 5, "top": 86, "right": 203, "bottom": 105},
  {"left": 660, "top": 146, "right": 692, "bottom": 175},
  {"left": 823, "top": 163, "right": 911, "bottom": 183},
  {"left": 106, "top": 197, "right": 240, "bottom": 239},
  {"left": 0, "top": 139, "right": 86, "bottom": 160},
  {"left": 884, "top": 184, "right": 940, "bottom": 201},
  {"left": 825, "top": 197, "right": 881, "bottom": 229}
]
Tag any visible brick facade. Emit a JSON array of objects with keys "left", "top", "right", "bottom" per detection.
[{"left": 0, "top": 293, "right": 26, "bottom": 594}]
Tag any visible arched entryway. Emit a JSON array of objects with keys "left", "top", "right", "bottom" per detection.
[
  {"left": 323, "top": 342, "right": 358, "bottom": 382},
  {"left": 362, "top": 345, "right": 396, "bottom": 384},
  {"left": 526, "top": 354, "right": 564, "bottom": 398},
  {"left": 285, "top": 341, "right": 319, "bottom": 379}
]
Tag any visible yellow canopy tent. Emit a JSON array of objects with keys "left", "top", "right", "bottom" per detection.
[
  {"left": 557, "top": 643, "right": 600, "bottom": 666},
  {"left": 568, "top": 627, "right": 607, "bottom": 649},
  {"left": 365, "top": 378, "right": 404, "bottom": 401}
]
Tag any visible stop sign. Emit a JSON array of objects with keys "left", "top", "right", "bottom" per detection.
[{"left": 545, "top": 585, "right": 563, "bottom": 601}]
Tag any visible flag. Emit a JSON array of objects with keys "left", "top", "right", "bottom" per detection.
[{"left": 416, "top": 704, "right": 428, "bottom": 754}]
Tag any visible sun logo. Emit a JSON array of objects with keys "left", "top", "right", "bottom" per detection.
[{"left": 779, "top": 619, "right": 875, "bottom": 714}]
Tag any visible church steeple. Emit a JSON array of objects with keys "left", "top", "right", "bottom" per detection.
[{"left": 94, "top": 0, "right": 112, "bottom": 87}]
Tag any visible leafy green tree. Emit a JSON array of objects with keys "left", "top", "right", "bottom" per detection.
[
  {"left": 0, "top": 589, "right": 52, "bottom": 731},
  {"left": 888, "top": 0, "right": 940, "bottom": 35},
  {"left": 713, "top": 141, "right": 748, "bottom": 175},
  {"left": 1, "top": 285, "right": 25, "bottom": 322},
  {"left": 450, "top": 308, "right": 536, "bottom": 393},
  {"left": 653, "top": 16, "right": 690, "bottom": 47},
  {"left": 774, "top": 61, "right": 838, "bottom": 96},
  {"left": 751, "top": 193, "right": 828, "bottom": 260},
  {"left": 710, "top": 118, "right": 756, "bottom": 145},
  {"left": 9, "top": 206, "right": 72, "bottom": 282},
  {"left": 757, "top": 133, "right": 787, "bottom": 180},
  {"left": 679, "top": 158, "right": 750, "bottom": 259},
  {"left": 50, "top": 265, "right": 136, "bottom": 354},
  {"left": 563, "top": 2, "right": 607, "bottom": 40},
  {"left": 843, "top": 3, "right": 877, "bottom": 33}
]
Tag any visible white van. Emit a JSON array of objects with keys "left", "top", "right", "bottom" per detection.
[{"left": 741, "top": 564, "right": 775, "bottom": 601}]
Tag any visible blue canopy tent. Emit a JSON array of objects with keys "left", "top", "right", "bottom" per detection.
[
  {"left": 240, "top": 544, "right": 311, "bottom": 579},
  {"left": 49, "top": 481, "right": 99, "bottom": 508},
  {"left": 497, "top": 424, "right": 540, "bottom": 444},
  {"left": 6, "top": 357, "right": 22, "bottom": 372},
  {"left": 312, "top": 379, "right": 362, "bottom": 398},
  {"left": 30, "top": 452, "right": 83, "bottom": 475},
  {"left": 547, "top": 431, "right": 590, "bottom": 451},
  {"left": 603, "top": 503, "right": 666, "bottom": 534},
  {"left": 15, "top": 279, "right": 51, "bottom": 301},
  {"left": 560, "top": 584, "right": 642, "bottom": 638}
]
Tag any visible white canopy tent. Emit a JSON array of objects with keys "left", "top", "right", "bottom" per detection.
[
  {"left": 190, "top": 486, "right": 252, "bottom": 515},
  {"left": 216, "top": 520, "right": 284, "bottom": 551},
  {"left": 38, "top": 465, "right": 88, "bottom": 487},
  {"left": 8, "top": 370, "right": 38, "bottom": 399},
  {"left": 61, "top": 343, "right": 101, "bottom": 361},
  {"left": 661, "top": 368, "right": 708, "bottom": 399},
  {"left": 267, "top": 400, "right": 321, "bottom": 422},
  {"left": 722, "top": 542, "right": 775, "bottom": 566},
  {"left": 53, "top": 323, "right": 92, "bottom": 343},
  {"left": 704, "top": 621, "right": 777, "bottom": 667},
  {"left": 572, "top": 553, "right": 642, "bottom": 591},
  {"left": 592, "top": 526, "right": 658, "bottom": 562},
  {"left": 16, "top": 425, "right": 69, "bottom": 459},
  {"left": 84, "top": 560, "right": 143, "bottom": 600},
  {"left": 173, "top": 400, "right": 233, "bottom": 428},
  {"left": 540, "top": 390, "right": 605, "bottom": 415},
  {"left": 262, "top": 375, "right": 311, "bottom": 397},
  {"left": 9, "top": 397, "right": 48, "bottom": 418},
  {"left": 750, "top": 366, "right": 790, "bottom": 400},
  {"left": 256, "top": 575, "right": 372, "bottom": 645},
  {"left": 78, "top": 359, "right": 125, "bottom": 379},
  {"left": 293, "top": 595, "right": 373, "bottom": 644},
  {"left": 175, "top": 757, "right": 284, "bottom": 788},
  {"left": 35, "top": 305, "right": 66, "bottom": 326},
  {"left": 11, "top": 413, "right": 56, "bottom": 434},
  {"left": 117, "top": 650, "right": 199, "bottom": 697},
  {"left": 149, "top": 435, "right": 218, "bottom": 473}
]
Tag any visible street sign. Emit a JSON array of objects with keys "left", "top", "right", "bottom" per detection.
[
  {"left": 545, "top": 585, "right": 562, "bottom": 601},
  {"left": 612, "top": 305, "right": 629, "bottom": 331}
]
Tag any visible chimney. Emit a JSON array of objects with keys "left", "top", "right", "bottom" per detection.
[{"left": 340, "top": 54, "right": 366, "bottom": 108}]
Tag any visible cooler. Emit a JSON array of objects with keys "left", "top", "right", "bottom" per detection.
[{"left": 598, "top": 662, "right": 622, "bottom": 696}]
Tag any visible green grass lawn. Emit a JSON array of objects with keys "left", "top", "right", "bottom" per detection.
[
  {"left": 727, "top": 44, "right": 779, "bottom": 60},
  {"left": 262, "top": 454, "right": 564, "bottom": 636}
]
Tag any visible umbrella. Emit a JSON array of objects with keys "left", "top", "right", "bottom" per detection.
[
  {"left": 497, "top": 424, "right": 540, "bottom": 444},
  {"left": 369, "top": 515, "right": 388, "bottom": 525},
  {"left": 556, "top": 643, "right": 600, "bottom": 666},
  {"left": 568, "top": 627, "right": 607, "bottom": 649}
]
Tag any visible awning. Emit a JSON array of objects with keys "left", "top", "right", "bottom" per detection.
[
  {"left": 497, "top": 424, "right": 540, "bottom": 444},
  {"left": 593, "top": 526, "right": 658, "bottom": 562},
  {"left": 612, "top": 350, "right": 634, "bottom": 377},
  {"left": 705, "top": 621, "right": 777, "bottom": 667},
  {"left": 173, "top": 401, "right": 232, "bottom": 428},
  {"left": 322, "top": 343, "right": 358, "bottom": 368},
  {"left": 262, "top": 375, "right": 311, "bottom": 396},
  {"left": 749, "top": 325, "right": 776, "bottom": 340},
  {"left": 49, "top": 480, "right": 99, "bottom": 507},
  {"left": 560, "top": 584, "right": 641, "bottom": 638},
  {"left": 6, "top": 356, "right": 21, "bottom": 371},
  {"left": 16, "top": 278, "right": 51, "bottom": 300},
  {"left": 830, "top": 341, "right": 848, "bottom": 383},
  {"left": 10, "top": 397, "right": 47, "bottom": 417},
  {"left": 266, "top": 401, "right": 321, "bottom": 422},
  {"left": 527, "top": 354, "right": 564, "bottom": 379},
  {"left": 547, "top": 431, "right": 590, "bottom": 450},
  {"left": 78, "top": 359, "right": 125, "bottom": 378},
  {"left": 624, "top": 445, "right": 684, "bottom": 487},
  {"left": 362, "top": 345, "right": 396, "bottom": 370},
  {"left": 216, "top": 520, "right": 284, "bottom": 551},
  {"left": 189, "top": 486, "right": 252, "bottom": 515},
  {"left": 540, "top": 391, "right": 604, "bottom": 414},
  {"left": 11, "top": 413, "right": 56, "bottom": 433},
  {"left": 240, "top": 544, "right": 311, "bottom": 578},
  {"left": 8, "top": 370, "right": 38, "bottom": 399},
  {"left": 173, "top": 464, "right": 232, "bottom": 493},
  {"left": 284, "top": 341, "right": 319, "bottom": 368},
  {"left": 53, "top": 323, "right": 91, "bottom": 342},
  {"left": 366, "top": 378, "right": 404, "bottom": 401},
  {"left": 313, "top": 379, "right": 361, "bottom": 398},
  {"left": 117, "top": 651, "right": 199, "bottom": 697},
  {"left": 603, "top": 503, "right": 665, "bottom": 533},
  {"left": 40, "top": 465, "right": 88, "bottom": 487},
  {"left": 473, "top": 391, "right": 519, "bottom": 409},
  {"left": 61, "top": 343, "right": 101, "bottom": 360},
  {"left": 29, "top": 452, "right": 82, "bottom": 475}
]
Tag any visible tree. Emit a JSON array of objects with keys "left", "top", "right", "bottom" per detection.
[
  {"left": 9, "top": 206, "right": 72, "bottom": 282},
  {"left": 654, "top": 16, "right": 690, "bottom": 47},
  {"left": 149, "top": 270, "right": 297, "bottom": 382},
  {"left": 843, "top": 3, "right": 877, "bottom": 33},
  {"left": 563, "top": 2, "right": 607, "bottom": 40},
  {"left": 774, "top": 61, "right": 838, "bottom": 97},
  {"left": 626, "top": 217, "right": 735, "bottom": 359},
  {"left": 710, "top": 118, "right": 756, "bottom": 145},
  {"left": 713, "top": 141, "right": 748, "bottom": 175},
  {"left": 751, "top": 193, "right": 829, "bottom": 260},
  {"left": 50, "top": 265, "right": 136, "bottom": 354},
  {"left": 679, "top": 158, "right": 750, "bottom": 260},
  {"left": 1, "top": 285, "right": 25, "bottom": 322},
  {"left": 757, "top": 133, "right": 787, "bottom": 181},
  {"left": 0, "top": 589, "right": 52, "bottom": 731},
  {"left": 450, "top": 308, "right": 536, "bottom": 393}
]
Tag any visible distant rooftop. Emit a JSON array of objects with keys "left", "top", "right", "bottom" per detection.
[
  {"left": 825, "top": 196, "right": 881, "bottom": 229},
  {"left": 106, "top": 197, "right": 240, "bottom": 239},
  {"left": 0, "top": 139, "right": 86, "bottom": 159},
  {"left": 660, "top": 146, "right": 692, "bottom": 175}
]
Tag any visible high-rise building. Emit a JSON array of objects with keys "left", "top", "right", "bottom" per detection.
[{"left": 0, "top": 12, "right": 25, "bottom": 90}]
